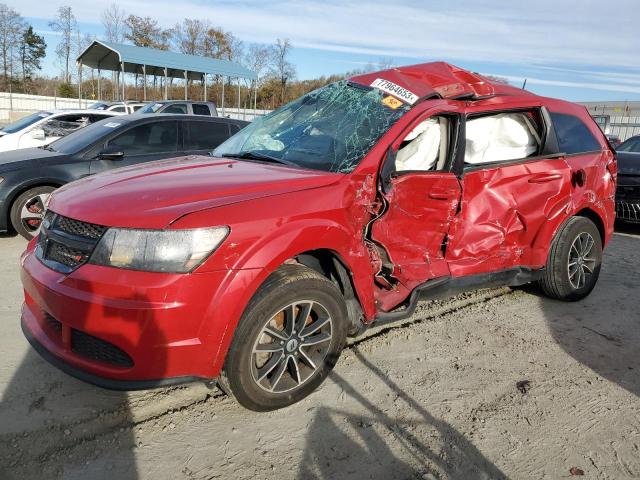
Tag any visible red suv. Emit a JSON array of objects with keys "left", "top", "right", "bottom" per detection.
[{"left": 20, "top": 63, "right": 617, "bottom": 411}]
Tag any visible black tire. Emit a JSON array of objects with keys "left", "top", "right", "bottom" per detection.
[
  {"left": 10, "top": 186, "right": 56, "bottom": 240},
  {"left": 539, "top": 216, "right": 602, "bottom": 301},
  {"left": 219, "top": 264, "right": 348, "bottom": 411}
]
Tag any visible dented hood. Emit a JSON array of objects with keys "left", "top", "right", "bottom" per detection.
[{"left": 49, "top": 155, "right": 342, "bottom": 229}]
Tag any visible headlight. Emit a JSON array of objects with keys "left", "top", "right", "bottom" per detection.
[{"left": 90, "top": 227, "right": 229, "bottom": 273}]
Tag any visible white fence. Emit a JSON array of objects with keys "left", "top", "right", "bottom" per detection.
[
  {"left": 0, "top": 91, "right": 268, "bottom": 123},
  {"left": 605, "top": 116, "right": 640, "bottom": 142}
]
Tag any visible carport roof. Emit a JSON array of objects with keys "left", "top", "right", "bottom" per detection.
[{"left": 77, "top": 40, "right": 256, "bottom": 81}]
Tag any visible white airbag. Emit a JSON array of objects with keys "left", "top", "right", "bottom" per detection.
[
  {"left": 465, "top": 113, "right": 538, "bottom": 165},
  {"left": 396, "top": 118, "right": 442, "bottom": 171}
]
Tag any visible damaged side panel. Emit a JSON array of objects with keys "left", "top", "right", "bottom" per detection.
[
  {"left": 445, "top": 158, "right": 572, "bottom": 276},
  {"left": 369, "top": 172, "right": 461, "bottom": 311}
]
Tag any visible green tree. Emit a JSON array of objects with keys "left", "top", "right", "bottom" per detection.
[
  {"left": 57, "top": 82, "right": 74, "bottom": 98},
  {"left": 19, "top": 26, "right": 46, "bottom": 87}
]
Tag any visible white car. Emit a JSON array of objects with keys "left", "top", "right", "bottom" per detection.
[
  {"left": 88, "top": 101, "right": 147, "bottom": 114},
  {"left": 0, "top": 110, "right": 122, "bottom": 152}
]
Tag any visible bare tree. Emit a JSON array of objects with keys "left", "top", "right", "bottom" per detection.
[
  {"left": 269, "top": 38, "right": 295, "bottom": 104},
  {"left": 101, "top": 4, "right": 126, "bottom": 43},
  {"left": 244, "top": 43, "right": 271, "bottom": 82},
  {"left": 173, "top": 18, "right": 208, "bottom": 55},
  {"left": 0, "top": 3, "right": 24, "bottom": 89},
  {"left": 49, "top": 6, "right": 76, "bottom": 83}
]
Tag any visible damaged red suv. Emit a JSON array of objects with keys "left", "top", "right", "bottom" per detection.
[{"left": 21, "top": 62, "right": 617, "bottom": 411}]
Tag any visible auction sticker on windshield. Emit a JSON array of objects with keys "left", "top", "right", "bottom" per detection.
[{"left": 370, "top": 78, "right": 419, "bottom": 104}]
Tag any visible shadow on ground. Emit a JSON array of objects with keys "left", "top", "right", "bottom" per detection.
[
  {"left": 298, "top": 347, "right": 506, "bottom": 479},
  {"left": 531, "top": 223, "right": 640, "bottom": 398}
]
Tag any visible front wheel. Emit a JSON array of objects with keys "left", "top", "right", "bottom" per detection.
[
  {"left": 10, "top": 186, "right": 56, "bottom": 240},
  {"left": 219, "top": 264, "right": 348, "bottom": 411},
  {"left": 539, "top": 216, "right": 603, "bottom": 301}
]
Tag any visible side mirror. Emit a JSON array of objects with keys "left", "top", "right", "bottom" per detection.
[
  {"left": 30, "top": 128, "right": 46, "bottom": 141},
  {"left": 98, "top": 146, "right": 125, "bottom": 160}
]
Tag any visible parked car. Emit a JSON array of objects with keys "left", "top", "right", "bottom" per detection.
[
  {"left": 137, "top": 100, "right": 218, "bottom": 116},
  {"left": 606, "top": 134, "right": 622, "bottom": 149},
  {"left": 0, "top": 114, "right": 247, "bottom": 239},
  {"left": 20, "top": 62, "right": 616, "bottom": 411},
  {"left": 615, "top": 151, "right": 640, "bottom": 222},
  {"left": 88, "top": 101, "right": 147, "bottom": 114},
  {"left": 0, "top": 110, "right": 121, "bottom": 152},
  {"left": 616, "top": 134, "right": 640, "bottom": 153}
]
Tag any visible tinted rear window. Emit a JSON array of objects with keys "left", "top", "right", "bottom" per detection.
[
  {"left": 192, "top": 104, "right": 211, "bottom": 116},
  {"left": 186, "top": 121, "right": 229, "bottom": 150},
  {"left": 550, "top": 112, "right": 602, "bottom": 154}
]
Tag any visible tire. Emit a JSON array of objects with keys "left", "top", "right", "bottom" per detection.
[
  {"left": 539, "top": 216, "right": 602, "bottom": 301},
  {"left": 10, "top": 186, "right": 56, "bottom": 240},
  {"left": 219, "top": 264, "right": 348, "bottom": 411}
]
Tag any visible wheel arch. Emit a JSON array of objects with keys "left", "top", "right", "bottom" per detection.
[{"left": 575, "top": 207, "right": 606, "bottom": 246}]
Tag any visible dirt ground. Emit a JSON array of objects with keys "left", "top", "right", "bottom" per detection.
[{"left": 1, "top": 224, "right": 639, "bottom": 480}]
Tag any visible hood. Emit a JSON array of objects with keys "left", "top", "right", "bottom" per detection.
[
  {"left": 616, "top": 152, "right": 640, "bottom": 176},
  {"left": 49, "top": 155, "right": 343, "bottom": 229},
  {"left": 0, "top": 147, "right": 65, "bottom": 171}
]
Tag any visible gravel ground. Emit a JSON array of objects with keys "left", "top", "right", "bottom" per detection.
[{"left": 1, "top": 224, "right": 639, "bottom": 480}]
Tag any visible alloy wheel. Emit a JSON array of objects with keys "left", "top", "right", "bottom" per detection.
[
  {"left": 20, "top": 193, "right": 50, "bottom": 235},
  {"left": 251, "top": 301, "right": 333, "bottom": 394},
  {"left": 568, "top": 232, "right": 597, "bottom": 289}
]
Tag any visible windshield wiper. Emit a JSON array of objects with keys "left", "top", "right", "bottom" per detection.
[{"left": 221, "top": 151, "right": 296, "bottom": 167}]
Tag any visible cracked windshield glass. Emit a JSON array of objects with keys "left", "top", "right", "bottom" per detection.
[{"left": 213, "top": 81, "right": 410, "bottom": 173}]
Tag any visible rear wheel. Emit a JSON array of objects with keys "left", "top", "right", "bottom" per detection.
[
  {"left": 219, "top": 264, "right": 348, "bottom": 411},
  {"left": 10, "top": 186, "right": 56, "bottom": 240},
  {"left": 539, "top": 216, "right": 602, "bottom": 301}
]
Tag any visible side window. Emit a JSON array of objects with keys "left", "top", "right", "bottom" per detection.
[
  {"left": 163, "top": 104, "right": 188, "bottom": 114},
  {"left": 230, "top": 123, "right": 242, "bottom": 135},
  {"left": 618, "top": 137, "right": 640, "bottom": 152},
  {"left": 41, "top": 114, "right": 89, "bottom": 137},
  {"left": 550, "top": 112, "right": 601, "bottom": 154},
  {"left": 108, "top": 121, "right": 178, "bottom": 155},
  {"left": 132, "top": 105, "right": 144, "bottom": 112},
  {"left": 192, "top": 104, "right": 211, "bottom": 116},
  {"left": 186, "top": 121, "right": 230, "bottom": 150},
  {"left": 395, "top": 117, "right": 450, "bottom": 172},
  {"left": 464, "top": 111, "right": 541, "bottom": 166},
  {"left": 110, "top": 106, "right": 127, "bottom": 113}
]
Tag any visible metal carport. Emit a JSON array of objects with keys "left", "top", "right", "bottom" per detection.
[{"left": 76, "top": 40, "right": 257, "bottom": 113}]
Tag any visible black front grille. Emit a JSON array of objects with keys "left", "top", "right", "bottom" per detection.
[
  {"left": 71, "top": 329, "right": 134, "bottom": 368},
  {"left": 57, "top": 216, "right": 107, "bottom": 239},
  {"left": 47, "top": 241, "right": 87, "bottom": 269},
  {"left": 616, "top": 201, "right": 640, "bottom": 222},
  {"left": 36, "top": 212, "right": 106, "bottom": 273}
]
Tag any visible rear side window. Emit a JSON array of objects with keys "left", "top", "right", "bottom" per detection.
[
  {"left": 186, "top": 121, "right": 229, "bottom": 150},
  {"left": 550, "top": 112, "right": 601, "bottom": 154},
  {"left": 163, "top": 104, "right": 188, "bottom": 114},
  {"left": 108, "top": 121, "right": 178, "bottom": 155},
  {"left": 464, "top": 111, "right": 542, "bottom": 166},
  {"left": 192, "top": 104, "right": 211, "bottom": 116},
  {"left": 110, "top": 106, "right": 126, "bottom": 113}
]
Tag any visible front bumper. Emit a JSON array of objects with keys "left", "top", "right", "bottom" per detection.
[{"left": 20, "top": 246, "right": 233, "bottom": 386}]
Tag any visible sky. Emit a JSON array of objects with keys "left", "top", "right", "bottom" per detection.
[{"left": 9, "top": 0, "right": 640, "bottom": 102}]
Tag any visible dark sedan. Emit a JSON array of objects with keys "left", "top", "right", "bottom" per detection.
[
  {"left": 0, "top": 114, "right": 248, "bottom": 238},
  {"left": 617, "top": 134, "right": 640, "bottom": 153},
  {"left": 615, "top": 151, "right": 640, "bottom": 223}
]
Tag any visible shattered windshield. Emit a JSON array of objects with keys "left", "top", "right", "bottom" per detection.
[{"left": 213, "top": 81, "right": 410, "bottom": 173}]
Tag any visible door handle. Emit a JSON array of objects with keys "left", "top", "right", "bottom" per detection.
[
  {"left": 528, "top": 173, "right": 563, "bottom": 184},
  {"left": 429, "top": 190, "right": 457, "bottom": 200}
]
